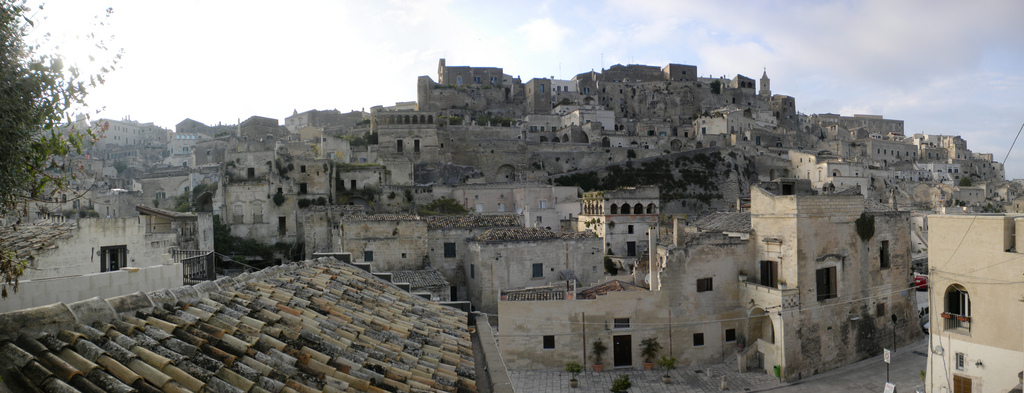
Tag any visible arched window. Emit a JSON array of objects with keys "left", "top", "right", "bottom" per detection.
[
  {"left": 944, "top": 284, "right": 971, "bottom": 331},
  {"left": 610, "top": 204, "right": 618, "bottom": 214},
  {"left": 646, "top": 203, "right": 656, "bottom": 214},
  {"left": 621, "top": 204, "right": 631, "bottom": 214},
  {"left": 634, "top": 203, "right": 643, "bottom": 213}
]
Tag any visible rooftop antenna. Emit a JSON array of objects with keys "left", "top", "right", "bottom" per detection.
[{"left": 601, "top": 53, "right": 604, "bottom": 71}]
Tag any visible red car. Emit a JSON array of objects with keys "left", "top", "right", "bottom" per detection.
[{"left": 913, "top": 275, "right": 927, "bottom": 291}]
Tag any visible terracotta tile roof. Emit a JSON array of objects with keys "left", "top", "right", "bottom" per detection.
[
  {"left": 424, "top": 214, "right": 522, "bottom": 229},
  {"left": 389, "top": 270, "right": 449, "bottom": 289},
  {"left": 471, "top": 228, "right": 597, "bottom": 243},
  {"left": 0, "top": 222, "right": 76, "bottom": 259},
  {"left": 691, "top": 212, "right": 752, "bottom": 233},
  {"left": 577, "top": 280, "right": 645, "bottom": 299},
  {"left": 0, "top": 258, "right": 477, "bottom": 393},
  {"left": 344, "top": 214, "right": 420, "bottom": 222},
  {"left": 502, "top": 285, "right": 567, "bottom": 301},
  {"left": 136, "top": 205, "right": 198, "bottom": 221}
]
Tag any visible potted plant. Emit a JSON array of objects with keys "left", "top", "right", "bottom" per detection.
[
  {"left": 957, "top": 315, "right": 969, "bottom": 322},
  {"left": 610, "top": 374, "right": 631, "bottom": 393},
  {"left": 565, "top": 361, "right": 583, "bottom": 388},
  {"left": 592, "top": 339, "right": 608, "bottom": 372},
  {"left": 778, "top": 279, "right": 788, "bottom": 289},
  {"left": 940, "top": 312, "right": 953, "bottom": 319},
  {"left": 657, "top": 355, "right": 676, "bottom": 384},
  {"left": 640, "top": 338, "right": 662, "bottom": 370}
]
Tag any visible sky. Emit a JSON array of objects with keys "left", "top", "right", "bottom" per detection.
[{"left": 25, "top": 0, "right": 1024, "bottom": 179}]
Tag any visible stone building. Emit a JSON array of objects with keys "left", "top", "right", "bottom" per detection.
[
  {"left": 466, "top": 227, "right": 602, "bottom": 314},
  {"left": 0, "top": 206, "right": 212, "bottom": 312},
  {"left": 925, "top": 214, "right": 1024, "bottom": 393},
  {"left": 578, "top": 186, "right": 659, "bottom": 258},
  {"left": 498, "top": 185, "right": 920, "bottom": 382}
]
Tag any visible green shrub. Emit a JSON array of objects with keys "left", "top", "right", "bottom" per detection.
[{"left": 604, "top": 256, "right": 618, "bottom": 275}]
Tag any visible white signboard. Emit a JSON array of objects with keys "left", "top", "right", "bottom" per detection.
[
  {"left": 883, "top": 382, "right": 895, "bottom": 393},
  {"left": 883, "top": 348, "right": 891, "bottom": 364}
]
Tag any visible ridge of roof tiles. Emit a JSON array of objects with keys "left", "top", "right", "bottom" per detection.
[
  {"left": 691, "top": 212, "right": 752, "bottom": 233},
  {"left": 344, "top": 214, "right": 421, "bottom": 222},
  {"left": 577, "top": 280, "right": 645, "bottom": 300},
  {"left": 471, "top": 227, "right": 597, "bottom": 242},
  {"left": 0, "top": 258, "right": 477, "bottom": 393},
  {"left": 0, "top": 221, "right": 77, "bottom": 259},
  {"left": 423, "top": 215, "right": 521, "bottom": 229}
]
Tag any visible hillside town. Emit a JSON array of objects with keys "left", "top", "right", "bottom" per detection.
[{"left": 1, "top": 58, "right": 1021, "bottom": 393}]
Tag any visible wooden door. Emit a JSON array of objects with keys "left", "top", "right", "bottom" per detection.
[{"left": 612, "top": 335, "right": 632, "bottom": 367}]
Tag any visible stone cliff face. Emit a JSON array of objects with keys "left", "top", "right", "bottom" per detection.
[{"left": 552, "top": 147, "right": 757, "bottom": 218}]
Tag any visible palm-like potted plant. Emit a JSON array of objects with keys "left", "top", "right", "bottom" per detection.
[
  {"left": 640, "top": 338, "right": 662, "bottom": 370},
  {"left": 565, "top": 361, "right": 583, "bottom": 388},
  {"left": 592, "top": 339, "right": 608, "bottom": 371},
  {"left": 657, "top": 355, "right": 677, "bottom": 384}
]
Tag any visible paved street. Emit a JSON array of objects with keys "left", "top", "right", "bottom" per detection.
[{"left": 507, "top": 337, "right": 928, "bottom": 392}]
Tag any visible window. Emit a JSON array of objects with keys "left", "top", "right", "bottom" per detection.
[
  {"left": 613, "top": 318, "right": 630, "bottom": 329},
  {"left": 693, "top": 333, "right": 705, "bottom": 346},
  {"left": 539, "top": 200, "right": 547, "bottom": 209},
  {"left": 877, "top": 303, "right": 886, "bottom": 317},
  {"left": 816, "top": 267, "right": 838, "bottom": 301},
  {"left": 299, "top": 183, "right": 308, "bottom": 194},
  {"left": 628, "top": 225, "right": 634, "bottom": 234},
  {"left": 532, "top": 263, "right": 543, "bottom": 278},
  {"left": 397, "top": 140, "right": 404, "bottom": 152},
  {"left": 247, "top": 168, "right": 255, "bottom": 178},
  {"left": 300, "top": 165, "right": 306, "bottom": 173},
  {"left": 278, "top": 217, "right": 286, "bottom": 236},
  {"left": 414, "top": 140, "right": 420, "bottom": 153},
  {"left": 953, "top": 375, "right": 972, "bottom": 393},
  {"left": 470, "top": 264, "right": 475, "bottom": 278},
  {"left": 543, "top": 335, "right": 555, "bottom": 349},
  {"left": 364, "top": 251, "right": 374, "bottom": 262},
  {"left": 945, "top": 285, "right": 971, "bottom": 331},
  {"left": 697, "top": 278, "right": 713, "bottom": 292},
  {"left": 444, "top": 243, "right": 456, "bottom": 258},
  {"left": 498, "top": 203, "right": 505, "bottom": 212},
  {"left": 955, "top": 352, "right": 966, "bottom": 371},
  {"left": 401, "top": 253, "right": 407, "bottom": 258},
  {"left": 879, "top": 240, "right": 890, "bottom": 269},
  {"left": 725, "top": 329, "right": 736, "bottom": 342},
  {"left": 350, "top": 180, "right": 357, "bottom": 190}
]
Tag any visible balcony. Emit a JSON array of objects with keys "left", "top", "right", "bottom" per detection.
[
  {"left": 738, "top": 280, "right": 800, "bottom": 310},
  {"left": 941, "top": 313, "right": 971, "bottom": 333}
]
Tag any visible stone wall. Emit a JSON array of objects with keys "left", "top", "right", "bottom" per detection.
[{"left": 0, "top": 263, "right": 183, "bottom": 313}]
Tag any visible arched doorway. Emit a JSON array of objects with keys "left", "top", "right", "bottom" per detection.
[
  {"left": 748, "top": 308, "right": 775, "bottom": 344},
  {"left": 496, "top": 164, "right": 516, "bottom": 181},
  {"left": 670, "top": 139, "right": 683, "bottom": 152},
  {"left": 602, "top": 137, "right": 611, "bottom": 148}
]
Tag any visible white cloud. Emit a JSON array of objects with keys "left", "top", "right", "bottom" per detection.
[{"left": 517, "top": 18, "right": 570, "bottom": 52}]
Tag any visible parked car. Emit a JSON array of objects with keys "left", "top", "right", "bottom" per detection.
[{"left": 914, "top": 275, "right": 928, "bottom": 291}]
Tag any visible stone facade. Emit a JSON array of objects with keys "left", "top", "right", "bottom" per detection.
[
  {"left": 466, "top": 228, "right": 602, "bottom": 314},
  {"left": 578, "top": 186, "right": 659, "bottom": 258}
]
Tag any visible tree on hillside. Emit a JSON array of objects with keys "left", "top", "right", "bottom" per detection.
[{"left": 0, "top": 1, "right": 119, "bottom": 298}]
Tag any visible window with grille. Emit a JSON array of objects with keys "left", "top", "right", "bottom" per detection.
[
  {"left": 613, "top": 318, "right": 630, "bottom": 329},
  {"left": 543, "top": 336, "right": 555, "bottom": 349}
]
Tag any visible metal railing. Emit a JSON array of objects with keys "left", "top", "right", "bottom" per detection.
[
  {"left": 942, "top": 314, "right": 971, "bottom": 332},
  {"left": 173, "top": 249, "right": 215, "bottom": 285}
]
